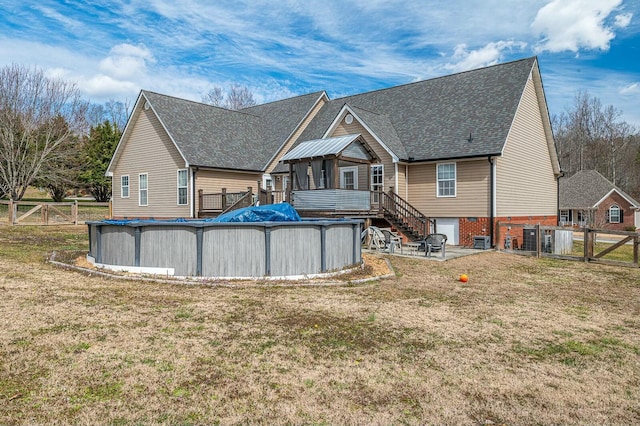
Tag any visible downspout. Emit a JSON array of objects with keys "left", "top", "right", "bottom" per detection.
[
  {"left": 488, "top": 156, "right": 495, "bottom": 248},
  {"left": 556, "top": 170, "right": 564, "bottom": 226},
  {"left": 191, "top": 167, "right": 198, "bottom": 218}
]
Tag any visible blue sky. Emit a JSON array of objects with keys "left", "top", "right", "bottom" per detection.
[{"left": 1, "top": 0, "right": 639, "bottom": 127}]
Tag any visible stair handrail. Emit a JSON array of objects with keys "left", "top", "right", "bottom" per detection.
[
  {"left": 379, "top": 191, "right": 428, "bottom": 239},
  {"left": 220, "top": 187, "right": 253, "bottom": 215}
]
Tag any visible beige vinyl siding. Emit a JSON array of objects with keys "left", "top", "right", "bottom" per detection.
[
  {"left": 195, "top": 169, "right": 261, "bottom": 212},
  {"left": 407, "top": 160, "right": 490, "bottom": 217},
  {"left": 112, "top": 109, "right": 189, "bottom": 218},
  {"left": 496, "top": 75, "right": 557, "bottom": 216},
  {"left": 330, "top": 120, "right": 395, "bottom": 192},
  {"left": 265, "top": 97, "right": 327, "bottom": 174},
  {"left": 396, "top": 164, "right": 407, "bottom": 199}
]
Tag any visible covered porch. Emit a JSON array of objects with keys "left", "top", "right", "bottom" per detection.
[{"left": 280, "top": 134, "right": 380, "bottom": 213}]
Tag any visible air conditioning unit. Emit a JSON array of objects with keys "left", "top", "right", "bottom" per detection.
[{"left": 473, "top": 236, "right": 490, "bottom": 250}]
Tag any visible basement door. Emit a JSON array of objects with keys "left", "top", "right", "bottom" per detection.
[{"left": 433, "top": 218, "right": 459, "bottom": 246}]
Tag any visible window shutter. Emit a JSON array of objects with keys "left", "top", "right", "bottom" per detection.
[
  {"left": 620, "top": 209, "right": 624, "bottom": 222},
  {"left": 606, "top": 209, "right": 610, "bottom": 223}
]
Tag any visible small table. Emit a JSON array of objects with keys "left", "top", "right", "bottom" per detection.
[{"left": 405, "top": 242, "right": 422, "bottom": 256}]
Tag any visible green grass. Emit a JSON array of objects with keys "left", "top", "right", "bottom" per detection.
[
  {"left": 0, "top": 225, "right": 88, "bottom": 263},
  {"left": 572, "top": 239, "right": 637, "bottom": 263}
]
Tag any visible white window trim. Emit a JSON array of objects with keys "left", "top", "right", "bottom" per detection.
[
  {"left": 340, "top": 166, "right": 358, "bottom": 190},
  {"left": 121, "top": 175, "right": 129, "bottom": 198},
  {"left": 139, "top": 173, "right": 148, "bottom": 207},
  {"left": 609, "top": 205, "right": 621, "bottom": 223},
  {"left": 559, "top": 209, "right": 570, "bottom": 225},
  {"left": 177, "top": 169, "right": 188, "bottom": 206},
  {"left": 436, "top": 162, "right": 456, "bottom": 198},
  {"left": 370, "top": 164, "right": 384, "bottom": 192}
]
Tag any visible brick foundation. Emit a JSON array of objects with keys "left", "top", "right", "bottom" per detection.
[{"left": 460, "top": 215, "right": 557, "bottom": 248}]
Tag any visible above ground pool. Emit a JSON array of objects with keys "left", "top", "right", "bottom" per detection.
[{"left": 86, "top": 216, "right": 363, "bottom": 279}]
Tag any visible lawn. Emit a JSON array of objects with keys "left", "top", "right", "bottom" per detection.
[{"left": 1, "top": 225, "right": 639, "bottom": 425}]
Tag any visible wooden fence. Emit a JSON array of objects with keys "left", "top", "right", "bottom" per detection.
[
  {"left": 497, "top": 222, "right": 639, "bottom": 268},
  {"left": 0, "top": 200, "right": 111, "bottom": 225}
]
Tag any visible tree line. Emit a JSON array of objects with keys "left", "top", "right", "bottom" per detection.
[
  {"left": 0, "top": 64, "right": 255, "bottom": 202},
  {"left": 553, "top": 91, "right": 640, "bottom": 199}
]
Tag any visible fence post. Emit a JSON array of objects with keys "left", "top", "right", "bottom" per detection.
[
  {"left": 633, "top": 234, "right": 638, "bottom": 266},
  {"left": 73, "top": 200, "right": 78, "bottom": 225},
  {"left": 535, "top": 224, "right": 541, "bottom": 257},
  {"left": 7, "top": 199, "right": 14, "bottom": 225},
  {"left": 42, "top": 203, "right": 48, "bottom": 225},
  {"left": 496, "top": 221, "right": 502, "bottom": 251},
  {"left": 583, "top": 227, "right": 589, "bottom": 262}
]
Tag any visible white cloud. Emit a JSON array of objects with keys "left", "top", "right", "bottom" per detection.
[
  {"left": 614, "top": 12, "right": 633, "bottom": 28},
  {"left": 620, "top": 82, "right": 639, "bottom": 95},
  {"left": 99, "top": 44, "right": 154, "bottom": 80},
  {"left": 532, "top": 0, "right": 626, "bottom": 52},
  {"left": 82, "top": 74, "right": 139, "bottom": 98},
  {"left": 444, "top": 41, "right": 528, "bottom": 73}
]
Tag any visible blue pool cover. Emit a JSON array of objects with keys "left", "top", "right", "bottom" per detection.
[
  {"left": 209, "top": 202, "right": 301, "bottom": 223},
  {"left": 100, "top": 203, "right": 302, "bottom": 225}
]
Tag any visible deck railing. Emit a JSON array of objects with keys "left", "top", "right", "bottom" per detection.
[
  {"left": 258, "top": 189, "right": 286, "bottom": 206},
  {"left": 378, "top": 191, "right": 428, "bottom": 239},
  {"left": 198, "top": 188, "right": 251, "bottom": 214}
]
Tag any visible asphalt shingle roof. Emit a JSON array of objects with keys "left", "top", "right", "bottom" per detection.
[
  {"left": 142, "top": 90, "right": 324, "bottom": 171},
  {"left": 297, "top": 57, "right": 538, "bottom": 161},
  {"left": 139, "top": 57, "right": 540, "bottom": 172},
  {"left": 559, "top": 169, "right": 640, "bottom": 209}
]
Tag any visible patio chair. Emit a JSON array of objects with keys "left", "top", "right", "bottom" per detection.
[
  {"left": 423, "top": 233, "right": 447, "bottom": 258},
  {"left": 381, "top": 229, "right": 402, "bottom": 253}
]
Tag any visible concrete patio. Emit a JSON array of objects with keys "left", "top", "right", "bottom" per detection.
[{"left": 363, "top": 244, "right": 490, "bottom": 261}]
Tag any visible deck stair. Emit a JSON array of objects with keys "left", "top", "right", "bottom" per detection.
[{"left": 378, "top": 191, "right": 428, "bottom": 241}]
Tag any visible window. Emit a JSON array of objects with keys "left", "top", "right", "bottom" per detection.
[
  {"left": 559, "top": 210, "right": 570, "bottom": 225},
  {"left": 177, "top": 169, "right": 188, "bottom": 205},
  {"left": 577, "top": 210, "right": 587, "bottom": 226},
  {"left": 371, "top": 165, "right": 383, "bottom": 192},
  {"left": 608, "top": 205, "right": 621, "bottom": 223},
  {"left": 371, "top": 164, "right": 383, "bottom": 203},
  {"left": 340, "top": 166, "right": 358, "bottom": 190},
  {"left": 437, "top": 163, "right": 456, "bottom": 197},
  {"left": 139, "top": 173, "right": 148, "bottom": 206},
  {"left": 283, "top": 176, "right": 289, "bottom": 200},
  {"left": 121, "top": 175, "right": 129, "bottom": 198}
]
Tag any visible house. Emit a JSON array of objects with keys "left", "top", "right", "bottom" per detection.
[
  {"left": 106, "top": 56, "right": 561, "bottom": 247},
  {"left": 559, "top": 169, "right": 640, "bottom": 230}
]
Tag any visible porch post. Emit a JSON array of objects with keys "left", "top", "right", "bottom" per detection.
[
  {"left": 333, "top": 158, "right": 339, "bottom": 189},
  {"left": 221, "top": 188, "right": 227, "bottom": 210}
]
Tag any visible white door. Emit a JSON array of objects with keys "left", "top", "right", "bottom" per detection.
[{"left": 434, "top": 218, "right": 459, "bottom": 245}]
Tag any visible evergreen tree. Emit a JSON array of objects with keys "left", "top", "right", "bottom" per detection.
[{"left": 80, "top": 120, "right": 120, "bottom": 202}]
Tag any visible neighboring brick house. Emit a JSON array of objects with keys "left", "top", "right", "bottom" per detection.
[
  {"left": 107, "top": 56, "right": 561, "bottom": 247},
  {"left": 559, "top": 170, "right": 640, "bottom": 231}
]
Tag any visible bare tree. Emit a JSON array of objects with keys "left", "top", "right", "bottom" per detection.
[
  {"left": 202, "top": 84, "right": 256, "bottom": 110},
  {"left": 553, "top": 90, "right": 639, "bottom": 197},
  {"left": 202, "top": 87, "right": 225, "bottom": 107},
  {"left": 0, "top": 64, "right": 88, "bottom": 200},
  {"left": 86, "top": 99, "right": 131, "bottom": 132},
  {"left": 225, "top": 84, "right": 256, "bottom": 110}
]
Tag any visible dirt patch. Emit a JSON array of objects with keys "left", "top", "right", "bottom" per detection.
[{"left": 67, "top": 252, "right": 392, "bottom": 284}]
